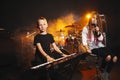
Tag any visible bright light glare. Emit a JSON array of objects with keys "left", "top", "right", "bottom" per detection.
[{"left": 86, "top": 14, "right": 91, "bottom": 19}]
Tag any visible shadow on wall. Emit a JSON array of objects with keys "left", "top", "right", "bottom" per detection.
[
  {"left": 0, "top": 29, "right": 18, "bottom": 67},
  {"left": 0, "top": 29, "right": 20, "bottom": 80},
  {"left": 0, "top": 28, "right": 36, "bottom": 80}
]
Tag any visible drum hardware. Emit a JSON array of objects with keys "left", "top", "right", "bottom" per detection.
[
  {"left": 65, "top": 35, "right": 81, "bottom": 53},
  {"left": 56, "top": 29, "right": 66, "bottom": 49},
  {"left": 55, "top": 26, "right": 82, "bottom": 53}
]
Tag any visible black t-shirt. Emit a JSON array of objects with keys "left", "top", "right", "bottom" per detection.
[
  {"left": 34, "top": 33, "right": 55, "bottom": 55},
  {"left": 33, "top": 33, "right": 55, "bottom": 65}
]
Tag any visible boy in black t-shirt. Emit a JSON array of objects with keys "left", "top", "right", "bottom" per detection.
[
  {"left": 34, "top": 17, "right": 67, "bottom": 65},
  {"left": 33, "top": 17, "right": 68, "bottom": 80}
]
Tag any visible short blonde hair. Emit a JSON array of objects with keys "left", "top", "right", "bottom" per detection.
[{"left": 37, "top": 17, "right": 47, "bottom": 28}]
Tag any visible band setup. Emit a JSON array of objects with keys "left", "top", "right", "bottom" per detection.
[
  {"left": 23, "top": 11, "right": 118, "bottom": 80},
  {"left": 30, "top": 23, "right": 85, "bottom": 69},
  {"left": 1, "top": 0, "right": 119, "bottom": 79},
  {"left": 29, "top": 21, "right": 86, "bottom": 80}
]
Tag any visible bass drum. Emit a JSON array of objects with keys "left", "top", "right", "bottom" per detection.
[{"left": 64, "top": 36, "right": 76, "bottom": 54}]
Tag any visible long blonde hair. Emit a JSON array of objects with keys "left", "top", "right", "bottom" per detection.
[
  {"left": 87, "top": 11, "right": 106, "bottom": 45},
  {"left": 88, "top": 11, "right": 103, "bottom": 34}
]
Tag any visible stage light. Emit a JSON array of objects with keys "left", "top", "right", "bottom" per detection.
[{"left": 86, "top": 13, "right": 91, "bottom": 19}]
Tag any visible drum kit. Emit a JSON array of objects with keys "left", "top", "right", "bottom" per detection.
[{"left": 56, "top": 24, "right": 82, "bottom": 54}]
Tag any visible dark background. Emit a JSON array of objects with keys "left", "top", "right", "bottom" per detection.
[
  {"left": 1, "top": 0, "right": 120, "bottom": 46},
  {"left": 0, "top": 0, "right": 120, "bottom": 80}
]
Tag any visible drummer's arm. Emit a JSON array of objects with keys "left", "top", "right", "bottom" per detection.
[
  {"left": 36, "top": 43, "right": 55, "bottom": 62},
  {"left": 52, "top": 43, "right": 68, "bottom": 57}
]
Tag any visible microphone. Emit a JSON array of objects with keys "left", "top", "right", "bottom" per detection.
[
  {"left": 93, "top": 30, "right": 101, "bottom": 37},
  {"left": 99, "top": 14, "right": 106, "bottom": 22}
]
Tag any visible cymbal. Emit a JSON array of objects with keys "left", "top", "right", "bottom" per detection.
[
  {"left": 65, "top": 25, "right": 74, "bottom": 28},
  {"left": 56, "top": 29, "right": 65, "bottom": 32},
  {"left": 65, "top": 24, "right": 80, "bottom": 29}
]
